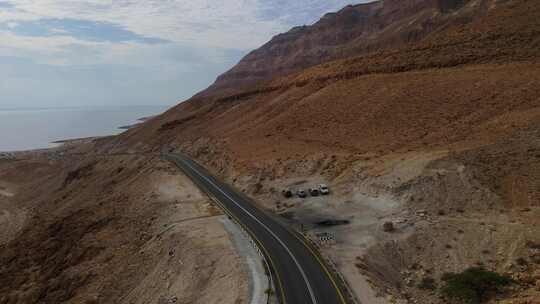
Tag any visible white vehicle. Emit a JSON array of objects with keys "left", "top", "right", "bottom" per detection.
[{"left": 318, "top": 184, "right": 330, "bottom": 195}]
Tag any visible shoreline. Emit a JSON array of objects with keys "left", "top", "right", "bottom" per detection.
[
  {"left": 51, "top": 136, "right": 106, "bottom": 145},
  {"left": 0, "top": 109, "right": 162, "bottom": 154},
  {"left": 118, "top": 115, "right": 156, "bottom": 130},
  {"left": 0, "top": 114, "right": 154, "bottom": 155},
  {"left": 0, "top": 136, "right": 101, "bottom": 155},
  {"left": 0, "top": 135, "right": 115, "bottom": 162}
]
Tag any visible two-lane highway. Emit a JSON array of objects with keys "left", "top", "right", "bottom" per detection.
[{"left": 164, "top": 153, "right": 348, "bottom": 304}]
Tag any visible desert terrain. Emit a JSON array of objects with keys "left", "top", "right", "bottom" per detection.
[
  {"left": 0, "top": 148, "right": 249, "bottom": 304},
  {"left": 107, "top": 0, "right": 540, "bottom": 303},
  {"left": 1, "top": 0, "right": 540, "bottom": 303}
]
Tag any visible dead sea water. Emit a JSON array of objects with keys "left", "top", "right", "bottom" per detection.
[{"left": 0, "top": 105, "right": 168, "bottom": 152}]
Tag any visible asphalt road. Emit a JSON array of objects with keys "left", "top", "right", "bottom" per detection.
[{"left": 164, "top": 153, "right": 348, "bottom": 304}]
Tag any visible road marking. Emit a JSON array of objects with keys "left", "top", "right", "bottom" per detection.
[
  {"left": 290, "top": 231, "right": 349, "bottom": 304},
  {"left": 175, "top": 155, "right": 318, "bottom": 304},
  {"left": 168, "top": 156, "right": 287, "bottom": 303},
  {"left": 205, "top": 190, "right": 287, "bottom": 304}
]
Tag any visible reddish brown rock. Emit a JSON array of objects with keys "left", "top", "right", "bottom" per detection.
[{"left": 200, "top": 0, "right": 499, "bottom": 97}]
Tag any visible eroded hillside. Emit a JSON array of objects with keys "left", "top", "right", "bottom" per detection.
[
  {"left": 201, "top": 0, "right": 514, "bottom": 96},
  {"left": 2, "top": 0, "right": 539, "bottom": 303},
  {"left": 0, "top": 150, "right": 248, "bottom": 304},
  {"left": 105, "top": 0, "right": 540, "bottom": 302}
]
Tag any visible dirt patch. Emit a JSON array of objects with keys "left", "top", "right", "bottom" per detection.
[
  {"left": 0, "top": 188, "right": 14, "bottom": 197},
  {"left": 206, "top": 138, "right": 540, "bottom": 304},
  {"left": 26, "top": 1, "right": 539, "bottom": 302},
  {"left": 0, "top": 208, "right": 26, "bottom": 245},
  {"left": 0, "top": 154, "right": 248, "bottom": 304}
]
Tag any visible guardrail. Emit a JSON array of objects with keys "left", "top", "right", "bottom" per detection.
[
  {"left": 207, "top": 195, "right": 278, "bottom": 304},
  {"left": 297, "top": 230, "right": 361, "bottom": 304},
  {"left": 163, "top": 154, "right": 282, "bottom": 303},
  {"left": 246, "top": 228, "right": 275, "bottom": 304}
]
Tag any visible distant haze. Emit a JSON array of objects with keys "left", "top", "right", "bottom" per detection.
[
  {"left": 0, "top": 106, "right": 168, "bottom": 151},
  {"left": 0, "top": 1, "right": 367, "bottom": 108}
]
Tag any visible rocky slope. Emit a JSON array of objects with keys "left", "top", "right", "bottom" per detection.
[
  {"left": 105, "top": 0, "right": 540, "bottom": 302},
  {"left": 200, "top": 0, "right": 501, "bottom": 97},
  {"left": 112, "top": 0, "right": 539, "bottom": 157},
  {"left": 0, "top": 148, "right": 249, "bottom": 304},
  {"left": 2, "top": 0, "right": 539, "bottom": 303}
]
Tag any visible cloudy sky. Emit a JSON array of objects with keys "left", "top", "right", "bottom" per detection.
[{"left": 0, "top": 0, "right": 363, "bottom": 108}]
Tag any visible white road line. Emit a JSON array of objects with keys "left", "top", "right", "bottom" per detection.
[{"left": 177, "top": 156, "right": 318, "bottom": 304}]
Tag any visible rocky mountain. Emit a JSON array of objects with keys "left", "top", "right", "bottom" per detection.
[
  {"left": 106, "top": 0, "right": 540, "bottom": 301},
  {"left": 1, "top": 0, "right": 539, "bottom": 304},
  {"left": 200, "top": 0, "right": 497, "bottom": 97}
]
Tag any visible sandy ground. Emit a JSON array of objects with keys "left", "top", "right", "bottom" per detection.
[
  {"left": 119, "top": 170, "right": 249, "bottom": 304},
  {"left": 0, "top": 182, "right": 26, "bottom": 246},
  {"left": 250, "top": 153, "right": 442, "bottom": 304},
  {"left": 221, "top": 139, "right": 540, "bottom": 304},
  {"left": 0, "top": 154, "right": 250, "bottom": 304},
  {"left": 221, "top": 217, "right": 270, "bottom": 304},
  {"left": 2, "top": 2, "right": 538, "bottom": 303},
  {"left": 0, "top": 187, "right": 14, "bottom": 197}
]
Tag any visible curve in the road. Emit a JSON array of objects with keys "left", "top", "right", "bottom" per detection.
[{"left": 165, "top": 153, "right": 349, "bottom": 304}]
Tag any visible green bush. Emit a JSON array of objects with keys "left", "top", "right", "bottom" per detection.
[{"left": 441, "top": 267, "right": 512, "bottom": 304}]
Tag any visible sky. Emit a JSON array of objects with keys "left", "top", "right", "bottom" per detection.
[{"left": 0, "top": 0, "right": 364, "bottom": 108}]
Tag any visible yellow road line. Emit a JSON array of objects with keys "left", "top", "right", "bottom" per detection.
[
  {"left": 207, "top": 194, "right": 287, "bottom": 304},
  {"left": 290, "top": 230, "right": 349, "bottom": 304},
  {"left": 168, "top": 156, "right": 287, "bottom": 303},
  {"left": 170, "top": 155, "right": 345, "bottom": 304}
]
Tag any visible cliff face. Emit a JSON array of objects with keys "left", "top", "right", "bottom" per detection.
[
  {"left": 101, "top": 0, "right": 540, "bottom": 302},
  {"left": 112, "top": 0, "right": 539, "bottom": 156},
  {"left": 200, "top": 0, "right": 493, "bottom": 97},
  {"left": 3, "top": 1, "right": 539, "bottom": 304}
]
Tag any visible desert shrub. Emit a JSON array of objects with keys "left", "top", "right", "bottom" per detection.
[
  {"left": 441, "top": 267, "right": 512, "bottom": 304},
  {"left": 418, "top": 277, "right": 436, "bottom": 290},
  {"left": 526, "top": 240, "right": 540, "bottom": 250},
  {"left": 383, "top": 222, "right": 395, "bottom": 232},
  {"left": 515, "top": 257, "right": 528, "bottom": 266}
]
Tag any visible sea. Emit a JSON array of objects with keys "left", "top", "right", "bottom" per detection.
[{"left": 0, "top": 105, "right": 169, "bottom": 152}]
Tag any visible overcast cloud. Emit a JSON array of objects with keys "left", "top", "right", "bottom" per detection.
[{"left": 0, "top": 0, "right": 363, "bottom": 108}]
